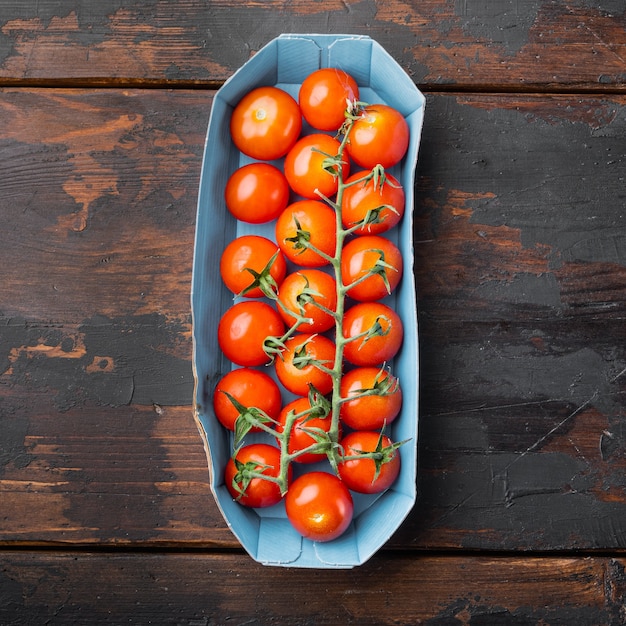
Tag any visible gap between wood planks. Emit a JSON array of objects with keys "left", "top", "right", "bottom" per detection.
[
  {"left": 3, "top": 542, "right": 626, "bottom": 559},
  {"left": 0, "top": 76, "right": 625, "bottom": 96}
]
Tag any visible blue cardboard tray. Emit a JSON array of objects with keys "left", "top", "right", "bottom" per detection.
[{"left": 191, "top": 34, "right": 425, "bottom": 568}]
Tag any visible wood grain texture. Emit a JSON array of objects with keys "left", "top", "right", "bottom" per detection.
[
  {"left": 2, "top": 552, "right": 626, "bottom": 625},
  {"left": 0, "top": 1, "right": 624, "bottom": 90},
  {"left": 1, "top": 89, "right": 624, "bottom": 553},
  {"left": 0, "top": 88, "right": 207, "bottom": 321}
]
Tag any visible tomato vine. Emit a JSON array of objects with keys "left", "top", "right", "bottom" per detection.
[
  {"left": 226, "top": 102, "right": 405, "bottom": 493},
  {"left": 218, "top": 80, "right": 411, "bottom": 540}
]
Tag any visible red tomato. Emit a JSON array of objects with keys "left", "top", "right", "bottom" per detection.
[
  {"left": 225, "top": 163, "right": 290, "bottom": 223},
  {"left": 346, "top": 104, "right": 409, "bottom": 169},
  {"left": 230, "top": 86, "right": 302, "bottom": 161},
  {"left": 299, "top": 68, "right": 359, "bottom": 131},
  {"left": 341, "top": 235, "right": 403, "bottom": 302},
  {"left": 277, "top": 269, "right": 337, "bottom": 333},
  {"left": 218, "top": 301, "right": 285, "bottom": 367},
  {"left": 337, "top": 431, "right": 401, "bottom": 494},
  {"left": 339, "top": 366, "right": 402, "bottom": 430},
  {"left": 274, "top": 333, "right": 335, "bottom": 396},
  {"left": 341, "top": 170, "right": 405, "bottom": 235},
  {"left": 285, "top": 471, "right": 353, "bottom": 541},
  {"left": 225, "top": 443, "right": 290, "bottom": 508},
  {"left": 275, "top": 200, "right": 337, "bottom": 267},
  {"left": 277, "top": 397, "right": 337, "bottom": 464},
  {"left": 213, "top": 367, "right": 282, "bottom": 431},
  {"left": 342, "top": 302, "right": 403, "bottom": 366},
  {"left": 220, "top": 235, "right": 287, "bottom": 298},
  {"left": 283, "top": 133, "right": 349, "bottom": 199}
]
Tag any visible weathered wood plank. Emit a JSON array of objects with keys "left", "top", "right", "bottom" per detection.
[
  {"left": 0, "top": 402, "right": 234, "bottom": 547},
  {"left": 408, "top": 92, "right": 626, "bottom": 550},
  {"left": 0, "top": 89, "right": 230, "bottom": 544},
  {"left": 0, "top": 87, "right": 208, "bottom": 321},
  {"left": 1, "top": 89, "right": 625, "bottom": 552},
  {"left": 0, "top": 1, "right": 624, "bottom": 90},
  {"left": 2, "top": 552, "right": 626, "bottom": 625}
]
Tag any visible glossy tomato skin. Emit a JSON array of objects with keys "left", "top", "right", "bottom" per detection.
[
  {"left": 218, "top": 301, "right": 285, "bottom": 367},
  {"left": 285, "top": 471, "right": 354, "bottom": 542},
  {"left": 337, "top": 431, "right": 401, "bottom": 494},
  {"left": 230, "top": 86, "right": 302, "bottom": 161},
  {"left": 346, "top": 104, "right": 409, "bottom": 169},
  {"left": 299, "top": 68, "right": 359, "bottom": 131},
  {"left": 339, "top": 366, "right": 402, "bottom": 430},
  {"left": 341, "top": 235, "right": 403, "bottom": 302},
  {"left": 341, "top": 170, "right": 405, "bottom": 235},
  {"left": 225, "top": 163, "right": 290, "bottom": 223},
  {"left": 274, "top": 333, "right": 335, "bottom": 396},
  {"left": 277, "top": 269, "right": 337, "bottom": 333},
  {"left": 213, "top": 367, "right": 282, "bottom": 431},
  {"left": 225, "top": 443, "right": 290, "bottom": 508},
  {"left": 277, "top": 397, "right": 337, "bottom": 464},
  {"left": 275, "top": 200, "right": 337, "bottom": 267},
  {"left": 283, "top": 133, "right": 349, "bottom": 199},
  {"left": 342, "top": 301, "right": 403, "bottom": 366},
  {"left": 220, "top": 235, "right": 287, "bottom": 298}
]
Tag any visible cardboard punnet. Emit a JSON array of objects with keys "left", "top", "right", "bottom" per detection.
[{"left": 191, "top": 34, "right": 425, "bottom": 568}]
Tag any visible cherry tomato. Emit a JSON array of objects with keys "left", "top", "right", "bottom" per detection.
[
  {"left": 225, "top": 443, "right": 290, "bottom": 508},
  {"left": 285, "top": 471, "right": 354, "bottom": 542},
  {"left": 277, "top": 397, "right": 337, "bottom": 464},
  {"left": 342, "top": 301, "right": 403, "bottom": 366},
  {"left": 299, "top": 68, "right": 359, "bottom": 131},
  {"left": 220, "top": 235, "right": 287, "bottom": 298},
  {"left": 230, "top": 86, "right": 302, "bottom": 161},
  {"left": 213, "top": 367, "right": 282, "bottom": 431},
  {"left": 225, "top": 163, "right": 290, "bottom": 223},
  {"left": 341, "top": 170, "right": 405, "bottom": 235},
  {"left": 346, "top": 104, "right": 409, "bottom": 169},
  {"left": 274, "top": 333, "right": 335, "bottom": 396},
  {"left": 339, "top": 366, "right": 402, "bottom": 431},
  {"left": 283, "top": 133, "right": 350, "bottom": 199},
  {"left": 275, "top": 200, "right": 337, "bottom": 267},
  {"left": 337, "top": 431, "right": 401, "bottom": 494},
  {"left": 218, "top": 301, "right": 285, "bottom": 367},
  {"left": 341, "top": 235, "right": 403, "bottom": 302},
  {"left": 277, "top": 269, "right": 337, "bottom": 333}
]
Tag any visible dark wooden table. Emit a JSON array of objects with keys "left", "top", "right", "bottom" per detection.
[{"left": 1, "top": 2, "right": 625, "bottom": 623}]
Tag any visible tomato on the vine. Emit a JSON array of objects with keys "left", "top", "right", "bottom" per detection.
[
  {"left": 285, "top": 471, "right": 353, "bottom": 542},
  {"left": 230, "top": 86, "right": 302, "bottom": 161},
  {"left": 225, "top": 443, "right": 290, "bottom": 508},
  {"left": 213, "top": 367, "right": 282, "bottom": 431},
  {"left": 220, "top": 234, "right": 287, "bottom": 298},
  {"left": 277, "top": 396, "right": 337, "bottom": 464},
  {"left": 275, "top": 200, "right": 337, "bottom": 267},
  {"left": 218, "top": 301, "right": 285, "bottom": 367},
  {"left": 283, "top": 133, "right": 349, "bottom": 199},
  {"left": 341, "top": 170, "right": 405, "bottom": 235},
  {"left": 346, "top": 104, "right": 409, "bottom": 169},
  {"left": 225, "top": 163, "right": 290, "bottom": 223},
  {"left": 341, "top": 235, "right": 403, "bottom": 302},
  {"left": 274, "top": 333, "right": 335, "bottom": 396},
  {"left": 217, "top": 76, "right": 412, "bottom": 533},
  {"left": 342, "top": 301, "right": 403, "bottom": 366},
  {"left": 277, "top": 269, "right": 337, "bottom": 333},
  {"left": 339, "top": 366, "right": 402, "bottom": 431},
  {"left": 298, "top": 68, "right": 359, "bottom": 131},
  {"left": 337, "top": 431, "right": 401, "bottom": 494}
]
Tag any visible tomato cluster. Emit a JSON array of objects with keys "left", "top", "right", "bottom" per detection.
[{"left": 214, "top": 68, "right": 410, "bottom": 543}]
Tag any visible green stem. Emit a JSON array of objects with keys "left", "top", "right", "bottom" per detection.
[{"left": 325, "top": 120, "right": 354, "bottom": 468}]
